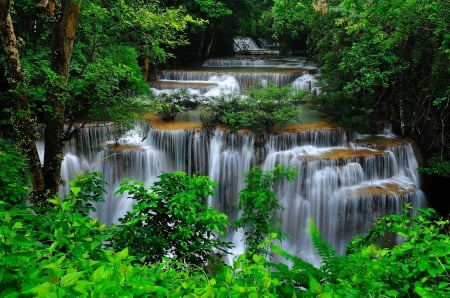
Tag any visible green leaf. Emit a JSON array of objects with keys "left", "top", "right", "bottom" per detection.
[
  {"left": 91, "top": 266, "right": 107, "bottom": 282},
  {"left": 23, "top": 282, "right": 56, "bottom": 296},
  {"left": 116, "top": 247, "right": 129, "bottom": 261},
  {"left": 60, "top": 271, "right": 83, "bottom": 288},
  {"left": 70, "top": 186, "right": 80, "bottom": 196},
  {"left": 309, "top": 277, "right": 323, "bottom": 294},
  {"left": 12, "top": 222, "right": 23, "bottom": 230}
]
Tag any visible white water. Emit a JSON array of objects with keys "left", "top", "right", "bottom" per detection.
[
  {"left": 49, "top": 122, "right": 426, "bottom": 267},
  {"left": 40, "top": 55, "right": 427, "bottom": 267}
]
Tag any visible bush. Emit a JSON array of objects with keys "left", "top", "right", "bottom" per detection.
[
  {"left": 152, "top": 89, "right": 200, "bottom": 121},
  {"left": 110, "top": 171, "right": 231, "bottom": 265},
  {"left": 233, "top": 165, "right": 296, "bottom": 257},
  {"left": 0, "top": 139, "right": 30, "bottom": 205},
  {"left": 2, "top": 163, "right": 448, "bottom": 297},
  {"left": 317, "top": 207, "right": 450, "bottom": 297},
  {"left": 200, "top": 84, "right": 304, "bottom": 133}
]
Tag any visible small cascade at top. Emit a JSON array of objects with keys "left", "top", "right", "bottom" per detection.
[{"left": 151, "top": 49, "right": 319, "bottom": 96}]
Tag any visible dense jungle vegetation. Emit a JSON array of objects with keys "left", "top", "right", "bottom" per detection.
[
  {"left": 1, "top": 0, "right": 449, "bottom": 296},
  {"left": 1, "top": 140, "right": 450, "bottom": 297}
]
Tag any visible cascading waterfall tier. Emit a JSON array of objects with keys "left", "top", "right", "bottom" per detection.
[
  {"left": 151, "top": 56, "right": 319, "bottom": 96},
  {"left": 56, "top": 120, "right": 426, "bottom": 267},
  {"left": 158, "top": 69, "right": 308, "bottom": 91}
]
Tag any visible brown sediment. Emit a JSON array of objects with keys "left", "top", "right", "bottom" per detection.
[
  {"left": 298, "top": 148, "right": 386, "bottom": 161},
  {"left": 106, "top": 144, "right": 143, "bottom": 152},
  {"left": 160, "top": 68, "right": 313, "bottom": 74},
  {"left": 145, "top": 113, "right": 203, "bottom": 130},
  {"left": 145, "top": 115, "right": 341, "bottom": 133},
  {"left": 351, "top": 183, "right": 415, "bottom": 197},
  {"left": 150, "top": 120, "right": 203, "bottom": 130},
  {"left": 355, "top": 137, "right": 410, "bottom": 149},
  {"left": 276, "top": 121, "right": 340, "bottom": 132},
  {"left": 150, "top": 81, "right": 217, "bottom": 88}
]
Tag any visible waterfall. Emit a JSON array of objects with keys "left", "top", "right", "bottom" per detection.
[
  {"left": 51, "top": 121, "right": 427, "bottom": 267},
  {"left": 44, "top": 55, "right": 427, "bottom": 267},
  {"left": 154, "top": 56, "right": 319, "bottom": 96},
  {"left": 158, "top": 70, "right": 306, "bottom": 90},
  {"left": 233, "top": 36, "right": 279, "bottom": 55}
]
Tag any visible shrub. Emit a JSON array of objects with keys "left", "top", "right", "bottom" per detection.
[
  {"left": 318, "top": 207, "right": 450, "bottom": 297},
  {"left": 152, "top": 89, "right": 200, "bottom": 121},
  {"left": 200, "top": 84, "right": 304, "bottom": 133},
  {"left": 110, "top": 171, "right": 231, "bottom": 265},
  {"left": 233, "top": 165, "right": 296, "bottom": 257},
  {"left": 0, "top": 139, "right": 30, "bottom": 205}
]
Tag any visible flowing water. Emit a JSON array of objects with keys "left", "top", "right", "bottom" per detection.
[{"left": 50, "top": 55, "right": 426, "bottom": 267}]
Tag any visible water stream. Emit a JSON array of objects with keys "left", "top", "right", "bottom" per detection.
[{"left": 51, "top": 55, "right": 426, "bottom": 267}]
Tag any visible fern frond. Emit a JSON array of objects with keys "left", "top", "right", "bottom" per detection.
[
  {"left": 310, "top": 221, "right": 337, "bottom": 262},
  {"left": 269, "top": 244, "right": 325, "bottom": 296},
  {"left": 309, "top": 221, "right": 342, "bottom": 281}
]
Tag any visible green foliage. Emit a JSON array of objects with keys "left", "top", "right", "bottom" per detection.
[
  {"left": 272, "top": 0, "right": 309, "bottom": 40},
  {"left": 79, "top": 1, "right": 201, "bottom": 66},
  {"left": 110, "top": 171, "right": 231, "bottom": 265},
  {"left": 313, "top": 91, "right": 375, "bottom": 133},
  {"left": 0, "top": 173, "right": 111, "bottom": 297},
  {"left": 0, "top": 170, "right": 285, "bottom": 297},
  {"left": 151, "top": 89, "right": 200, "bottom": 121},
  {"left": 268, "top": 244, "right": 324, "bottom": 297},
  {"left": 67, "top": 171, "right": 107, "bottom": 214},
  {"left": 235, "top": 0, "right": 274, "bottom": 39},
  {"left": 319, "top": 207, "right": 450, "bottom": 297},
  {"left": 0, "top": 139, "right": 29, "bottom": 205},
  {"left": 1, "top": 165, "right": 450, "bottom": 296},
  {"left": 194, "top": 0, "right": 233, "bottom": 19},
  {"left": 299, "top": 0, "right": 450, "bottom": 158},
  {"left": 69, "top": 45, "right": 150, "bottom": 126},
  {"left": 200, "top": 84, "right": 303, "bottom": 133},
  {"left": 233, "top": 165, "right": 296, "bottom": 257},
  {"left": 418, "top": 155, "right": 450, "bottom": 178}
]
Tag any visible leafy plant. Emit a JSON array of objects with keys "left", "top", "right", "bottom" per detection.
[
  {"left": 200, "top": 84, "right": 303, "bottom": 133},
  {"left": 151, "top": 89, "right": 200, "bottom": 121},
  {"left": 110, "top": 171, "right": 231, "bottom": 265},
  {"left": 418, "top": 155, "right": 450, "bottom": 178},
  {"left": 0, "top": 172, "right": 112, "bottom": 297},
  {"left": 233, "top": 165, "right": 296, "bottom": 257},
  {"left": 319, "top": 207, "right": 450, "bottom": 297},
  {"left": 268, "top": 244, "right": 324, "bottom": 297},
  {"left": 65, "top": 171, "right": 107, "bottom": 215},
  {"left": 0, "top": 139, "right": 30, "bottom": 205}
]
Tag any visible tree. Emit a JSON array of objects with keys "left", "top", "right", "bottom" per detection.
[
  {"left": 237, "top": 0, "right": 274, "bottom": 40},
  {"left": 272, "top": 0, "right": 449, "bottom": 206},
  {"left": 272, "top": 0, "right": 310, "bottom": 52},
  {"left": 0, "top": 0, "right": 66, "bottom": 204},
  {"left": 0, "top": 0, "right": 198, "bottom": 204}
]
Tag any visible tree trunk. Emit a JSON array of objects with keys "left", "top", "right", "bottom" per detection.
[
  {"left": 0, "top": 0, "right": 47, "bottom": 203},
  {"left": 204, "top": 21, "right": 217, "bottom": 58},
  {"left": 1, "top": 0, "right": 82, "bottom": 203},
  {"left": 42, "top": 0, "right": 81, "bottom": 197}
]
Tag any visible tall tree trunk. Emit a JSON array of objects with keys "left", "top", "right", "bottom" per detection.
[
  {"left": 1, "top": 0, "right": 81, "bottom": 203},
  {"left": 204, "top": 21, "right": 217, "bottom": 58},
  {"left": 0, "top": 0, "right": 47, "bottom": 203},
  {"left": 42, "top": 0, "right": 81, "bottom": 197}
]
